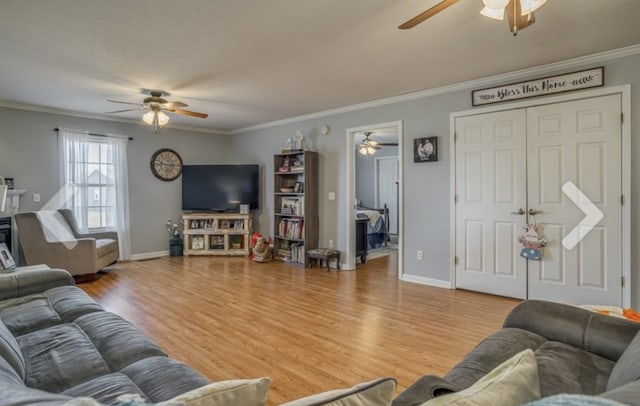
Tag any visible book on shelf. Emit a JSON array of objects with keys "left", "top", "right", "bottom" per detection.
[
  {"left": 278, "top": 218, "right": 304, "bottom": 240},
  {"left": 280, "top": 197, "right": 304, "bottom": 216}
]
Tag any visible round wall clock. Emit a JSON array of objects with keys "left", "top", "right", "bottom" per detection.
[{"left": 150, "top": 148, "right": 183, "bottom": 181}]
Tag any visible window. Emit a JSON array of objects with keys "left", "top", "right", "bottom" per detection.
[
  {"left": 59, "top": 128, "right": 131, "bottom": 259},
  {"left": 79, "top": 141, "right": 116, "bottom": 229}
]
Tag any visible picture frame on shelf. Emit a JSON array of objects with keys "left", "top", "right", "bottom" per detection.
[
  {"left": 294, "top": 181, "right": 304, "bottom": 193},
  {"left": 3, "top": 178, "right": 13, "bottom": 190},
  {"left": 0, "top": 243, "right": 16, "bottom": 270},
  {"left": 413, "top": 136, "right": 438, "bottom": 163}
]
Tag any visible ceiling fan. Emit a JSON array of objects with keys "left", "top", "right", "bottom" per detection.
[
  {"left": 357, "top": 132, "right": 398, "bottom": 156},
  {"left": 106, "top": 90, "right": 208, "bottom": 132},
  {"left": 399, "top": 0, "right": 547, "bottom": 35}
]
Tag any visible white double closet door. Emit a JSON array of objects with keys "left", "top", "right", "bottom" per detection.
[{"left": 455, "top": 94, "right": 622, "bottom": 305}]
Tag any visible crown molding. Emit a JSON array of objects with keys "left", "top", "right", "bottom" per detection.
[
  {"left": 0, "top": 101, "right": 230, "bottom": 136},
  {"left": 232, "top": 43, "right": 640, "bottom": 134}
]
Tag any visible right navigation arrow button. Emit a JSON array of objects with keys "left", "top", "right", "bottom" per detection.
[{"left": 562, "top": 181, "right": 604, "bottom": 250}]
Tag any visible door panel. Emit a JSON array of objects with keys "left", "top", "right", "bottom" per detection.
[
  {"left": 526, "top": 94, "right": 621, "bottom": 305},
  {"left": 455, "top": 94, "right": 622, "bottom": 305},
  {"left": 376, "top": 157, "right": 398, "bottom": 234},
  {"left": 455, "top": 109, "right": 527, "bottom": 299}
]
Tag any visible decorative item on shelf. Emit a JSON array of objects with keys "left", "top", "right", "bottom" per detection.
[
  {"left": 166, "top": 219, "right": 183, "bottom": 256},
  {"left": 0, "top": 242, "right": 16, "bottom": 271},
  {"left": 239, "top": 204, "right": 249, "bottom": 214},
  {"left": 280, "top": 187, "right": 294, "bottom": 193},
  {"left": 293, "top": 130, "right": 305, "bottom": 150},
  {"left": 294, "top": 182, "right": 304, "bottom": 193}
]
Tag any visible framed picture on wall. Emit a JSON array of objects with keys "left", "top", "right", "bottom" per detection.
[{"left": 413, "top": 136, "right": 438, "bottom": 163}]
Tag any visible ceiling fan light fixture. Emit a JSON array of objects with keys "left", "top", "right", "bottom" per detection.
[
  {"left": 481, "top": 0, "right": 510, "bottom": 20},
  {"left": 142, "top": 110, "right": 155, "bottom": 125},
  {"left": 156, "top": 111, "right": 170, "bottom": 126},
  {"left": 480, "top": 6, "right": 505, "bottom": 20},
  {"left": 519, "top": 0, "right": 547, "bottom": 15}
]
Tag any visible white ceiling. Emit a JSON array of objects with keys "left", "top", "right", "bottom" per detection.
[{"left": 1, "top": 0, "right": 640, "bottom": 133}]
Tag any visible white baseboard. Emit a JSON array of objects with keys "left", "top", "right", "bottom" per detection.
[
  {"left": 130, "top": 251, "right": 169, "bottom": 261},
  {"left": 400, "top": 273, "right": 453, "bottom": 289}
]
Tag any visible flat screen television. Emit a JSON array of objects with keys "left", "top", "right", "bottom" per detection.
[{"left": 182, "top": 164, "right": 260, "bottom": 212}]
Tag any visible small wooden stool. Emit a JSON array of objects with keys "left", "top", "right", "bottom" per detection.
[{"left": 307, "top": 248, "right": 340, "bottom": 271}]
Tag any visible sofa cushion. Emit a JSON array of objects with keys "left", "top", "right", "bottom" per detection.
[
  {"left": 96, "top": 239, "right": 117, "bottom": 258},
  {"left": 157, "top": 377, "right": 271, "bottom": 406},
  {"left": 0, "top": 318, "right": 25, "bottom": 380},
  {"left": 607, "top": 330, "right": 640, "bottom": 391},
  {"left": 121, "top": 356, "right": 210, "bottom": 402},
  {"left": 63, "top": 373, "right": 147, "bottom": 405},
  {"left": 280, "top": 377, "right": 397, "bottom": 406},
  {"left": 0, "top": 382, "right": 73, "bottom": 405},
  {"left": 535, "top": 341, "right": 614, "bottom": 397},
  {"left": 18, "top": 323, "right": 111, "bottom": 392},
  {"left": 74, "top": 311, "right": 166, "bottom": 371},
  {"left": 0, "top": 286, "right": 102, "bottom": 337},
  {"left": 444, "top": 327, "right": 547, "bottom": 389}
]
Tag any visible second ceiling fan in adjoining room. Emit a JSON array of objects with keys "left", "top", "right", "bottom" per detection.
[{"left": 399, "top": 0, "right": 548, "bottom": 35}]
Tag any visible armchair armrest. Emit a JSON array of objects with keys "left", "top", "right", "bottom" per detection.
[
  {"left": 503, "top": 300, "right": 640, "bottom": 362},
  {"left": 599, "top": 380, "right": 640, "bottom": 405},
  {"left": 75, "top": 230, "right": 118, "bottom": 240},
  {"left": 391, "top": 375, "right": 463, "bottom": 406},
  {"left": 58, "top": 208, "right": 118, "bottom": 240},
  {"left": 0, "top": 268, "right": 75, "bottom": 301}
]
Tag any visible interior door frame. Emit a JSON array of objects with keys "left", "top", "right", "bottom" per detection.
[
  {"left": 345, "top": 120, "right": 403, "bottom": 275},
  {"left": 449, "top": 85, "right": 631, "bottom": 307}
]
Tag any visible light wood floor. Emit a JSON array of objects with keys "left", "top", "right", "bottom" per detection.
[{"left": 80, "top": 253, "right": 519, "bottom": 404}]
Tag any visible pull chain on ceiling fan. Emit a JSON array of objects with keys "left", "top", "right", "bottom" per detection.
[
  {"left": 106, "top": 90, "right": 208, "bottom": 133},
  {"left": 399, "top": 0, "right": 547, "bottom": 35}
]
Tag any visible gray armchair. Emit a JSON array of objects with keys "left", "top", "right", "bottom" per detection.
[{"left": 14, "top": 209, "right": 119, "bottom": 277}]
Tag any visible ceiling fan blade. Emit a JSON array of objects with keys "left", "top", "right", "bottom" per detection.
[
  {"left": 399, "top": 0, "right": 461, "bottom": 29},
  {"left": 378, "top": 143, "right": 399, "bottom": 147},
  {"left": 507, "top": 0, "right": 535, "bottom": 34},
  {"left": 170, "top": 108, "right": 208, "bottom": 119},
  {"left": 161, "top": 101, "right": 188, "bottom": 109},
  {"left": 107, "top": 100, "right": 143, "bottom": 106},
  {"left": 105, "top": 108, "right": 140, "bottom": 114}
]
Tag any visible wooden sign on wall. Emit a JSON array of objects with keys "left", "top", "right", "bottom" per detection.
[{"left": 472, "top": 67, "right": 604, "bottom": 106}]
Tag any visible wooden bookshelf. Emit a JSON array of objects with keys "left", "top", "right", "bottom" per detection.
[
  {"left": 182, "top": 212, "right": 252, "bottom": 256},
  {"left": 273, "top": 150, "right": 318, "bottom": 265}
]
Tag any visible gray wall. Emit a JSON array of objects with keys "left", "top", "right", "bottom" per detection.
[
  {"left": 355, "top": 146, "right": 398, "bottom": 208},
  {"left": 0, "top": 108, "right": 229, "bottom": 255},
  {"left": 228, "top": 52, "right": 640, "bottom": 307},
  {"left": 1, "top": 52, "right": 639, "bottom": 306}
]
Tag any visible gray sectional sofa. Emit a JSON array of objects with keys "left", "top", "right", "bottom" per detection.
[
  {"left": 0, "top": 268, "right": 209, "bottom": 405},
  {"left": 3, "top": 267, "right": 640, "bottom": 405},
  {"left": 393, "top": 300, "right": 640, "bottom": 405}
]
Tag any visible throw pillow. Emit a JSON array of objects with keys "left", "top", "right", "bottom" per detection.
[
  {"left": 280, "top": 377, "right": 397, "bottom": 406},
  {"left": 607, "top": 330, "right": 640, "bottom": 390},
  {"left": 156, "top": 377, "right": 271, "bottom": 406},
  {"left": 420, "top": 349, "right": 540, "bottom": 406}
]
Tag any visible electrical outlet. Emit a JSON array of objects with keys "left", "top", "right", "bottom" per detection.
[
  {"left": 33, "top": 193, "right": 40, "bottom": 202},
  {"left": 417, "top": 250, "right": 423, "bottom": 260},
  {"left": 328, "top": 192, "right": 335, "bottom": 201},
  {"left": 328, "top": 239, "right": 334, "bottom": 248}
]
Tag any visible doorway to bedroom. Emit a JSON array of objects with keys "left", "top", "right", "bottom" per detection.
[{"left": 345, "top": 121, "right": 403, "bottom": 276}]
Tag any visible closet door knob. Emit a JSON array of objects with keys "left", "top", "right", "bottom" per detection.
[
  {"left": 528, "top": 208, "right": 542, "bottom": 215},
  {"left": 510, "top": 208, "right": 525, "bottom": 215}
]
